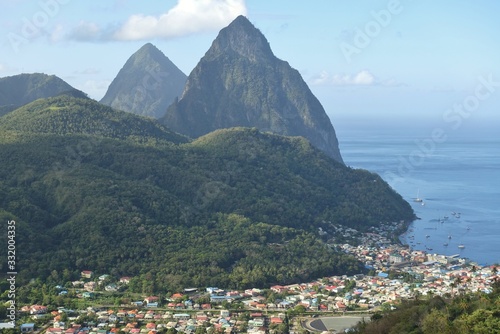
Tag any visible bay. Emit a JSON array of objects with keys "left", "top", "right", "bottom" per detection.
[{"left": 338, "top": 128, "right": 500, "bottom": 266}]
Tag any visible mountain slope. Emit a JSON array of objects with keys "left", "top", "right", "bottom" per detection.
[
  {"left": 161, "top": 15, "right": 344, "bottom": 163},
  {"left": 0, "top": 100, "right": 414, "bottom": 290},
  {"left": 0, "top": 73, "right": 84, "bottom": 116},
  {"left": 100, "top": 43, "right": 187, "bottom": 118},
  {"left": 0, "top": 95, "right": 188, "bottom": 144}
]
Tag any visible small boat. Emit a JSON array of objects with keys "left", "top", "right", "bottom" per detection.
[
  {"left": 414, "top": 189, "right": 423, "bottom": 202},
  {"left": 444, "top": 216, "right": 449, "bottom": 219},
  {"left": 448, "top": 235, "right": 452, "bottom": 239},
  {"left": 425, "top": 235, "right": 430, "bottom": 238},
  {"left": 467, "top": 226, "right": 470, "bottom": 230},
  {"left": 458, "top": 244, "right": 465, "bottom": 249},
  {"left": 443, "top": 243, "right": 448, "bottom": 246}
]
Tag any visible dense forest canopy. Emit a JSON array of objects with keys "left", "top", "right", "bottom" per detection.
[{"left": 0, "top": 96, "right": 414, "bottom": 291}]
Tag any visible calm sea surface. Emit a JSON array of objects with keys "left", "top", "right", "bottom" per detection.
[{"left": 338, "top": 129, "right": 500, "bottom": 266}]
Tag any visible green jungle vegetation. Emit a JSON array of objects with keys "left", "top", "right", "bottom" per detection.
[
  {"left": 352, "top": 281, "right": 500, "bottom": 334},
  {"left": 0, "top": 96, "right": 414, "bottom": 292}
]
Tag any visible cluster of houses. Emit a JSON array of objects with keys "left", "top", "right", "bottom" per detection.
[
  {"left": 15, "top": 223, "right": 498, "bottom": 333},
  {"left": 20, "top": 306, "right": 280, "bottom": 334}
]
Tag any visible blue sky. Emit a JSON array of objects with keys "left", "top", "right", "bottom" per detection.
[{"left": 1, "top": 0, "right": 499, "bottom": 133}]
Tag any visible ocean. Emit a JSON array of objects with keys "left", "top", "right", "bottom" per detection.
[{"left": 338, "top": 126, "right": 500, "bottom": 266}]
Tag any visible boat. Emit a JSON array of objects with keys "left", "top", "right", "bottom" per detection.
[
  {"left": 458, "top": 244, "right": 465, "bottom": 249},
  {"left": 414, "top": 189, "right": 423, "bottom": 203},
  {"left": 425, "top": 235, "right": 430, "bottom": 238},
  {"left": 443, "top": 242, "right": 448, "bottom": 246},
  {"left": 448, "top": 235, "right": 452, "bottom": 239}
]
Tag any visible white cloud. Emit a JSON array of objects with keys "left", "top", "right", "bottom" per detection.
[
  {"left": 0, "top": 63, "right": 12, "bottom": 74},
  {"left": 50, "top": 24, "right": 66, "bottom": 43},
  {"left": 68, "top": 21, "right": 103, "bottom": 41},
  {"left": 114, "top": 0, "right": 247, "bottom": 40},
  {"left": 74, "top": 68, "right": 101, "bottom": 75},
  {"left": 310, "top": 70, "right": 405, "bottom": 87},
  {"left": 67, "top": 0, "right": 247, "bottom": 42},
  {"left": 311, "top": 70, "right": 375, "bottom": 86}
]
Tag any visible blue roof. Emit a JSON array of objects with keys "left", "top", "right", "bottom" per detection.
[
  {"left": 378, "top": 272, "right": 389, "bottom": 278},
  {"left": 21, "top": 323, "right": 35, "bottom": 328}
]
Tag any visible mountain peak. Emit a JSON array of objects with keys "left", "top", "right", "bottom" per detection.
[
  {"left": 161, "top": 17, "right": 344, "bottom": 164},
  {"left": 100, "top": 43, "right": 187, "bottom": 119},
  {"left": 205, "top": 15, "right": 273, "bottom": 61},
  {"left": 131, "top": 42, "right": 166, "bottom": 63},
  {"left": 0, "top": 73, "right": 82, "bottom": 116}
]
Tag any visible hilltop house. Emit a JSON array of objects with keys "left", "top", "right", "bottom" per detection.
[{"left": 81, "top": 270, "right": 93, "bottom": 279}]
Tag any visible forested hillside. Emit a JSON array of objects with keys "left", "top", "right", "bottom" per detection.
[{"left": 0, "top": 97, "right": 414, "bottom": 291}]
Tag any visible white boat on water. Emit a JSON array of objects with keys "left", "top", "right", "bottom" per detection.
[
  {"left": 458, "top": 244, "right": 465, "bottom": 249},
  {"left": 414, "top": 189, "right": 423, "bottom": 203}
]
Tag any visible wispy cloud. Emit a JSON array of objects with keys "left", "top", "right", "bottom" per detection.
[
  {"left": 74, "top": 68, "right": 101, "bottom": 75},
  {"left": 66, "top": 0, "right": 247, "bottom": 42},
  {"left": 310, "top": 70, "right": 405, "bottom": 87},
  {"left": 67, "top": 21, "right": 106, "bottom": 42},
  {"left": 0, "top": 63, "right": 11, "bottom": 73}
]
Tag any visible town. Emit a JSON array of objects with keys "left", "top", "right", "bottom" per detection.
[{"left": 8, "top": 222, "right": 498, "bottom": 334}]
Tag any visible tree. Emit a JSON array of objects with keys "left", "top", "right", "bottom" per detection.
[{"left": 421, "top": 309, "right": 451, "bottom": 334}]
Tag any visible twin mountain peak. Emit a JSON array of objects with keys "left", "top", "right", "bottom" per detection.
[
  {"left": 1, "top": 15, "right": 343, "bottom": 164},
  {"left": 99, "top": 15, "right": 343, "bottom": 163}
]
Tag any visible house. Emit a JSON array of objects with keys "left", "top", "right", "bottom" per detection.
[
  {"left": 29, "top": 305, "right": 48, "bottom": 315},
  {"left": 82, "top": 292, "right": 95, "bottom": 298},
  {"left": 336, "top": 301, "right": 347, "bottom": 312},
  {"left": 81, "top": 270, "right": 93, "bottom": 279},
  {"left": 220, "top": 310, "right": 230, "bottom": 318},
  {"left": 53, "top": 321, "right": 66, "bottom": 329},
  {"left": 120, "top": 276, "right": 132, "bottom": 284},
  {"left": 173, "top": 313, "right": 190, "bottom": 320},
  {"left": 171, "top": 293, "right": 184, "bottom": 300},
  {"left": 389, "top": 253, "right": 404, "bottom": 264},
  {"left": 144, "top": 296, "right": 160, "bottom": 305},
  {"left": 98, "top": 274, "right": 110, "bottom": 281},
  {"left": 20, "top": 323, "right": 35, "bottom": 332},
  {"left": 84, "top": 281, "right": 97, "bottom": 292}
]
